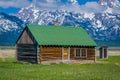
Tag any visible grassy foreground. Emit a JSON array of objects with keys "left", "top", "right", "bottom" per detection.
[{"left": 0, "top": 56, "right": 120, "bottom": 80}]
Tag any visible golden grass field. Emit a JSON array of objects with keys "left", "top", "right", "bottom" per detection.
[
  {"left": 0, "top": 47, "right": 120, "bottom": 59},
  {"left": 96, "top": 49, "right": 120, "bottom": 56},
  {"left": 0, "top": 48, "right": 15, "bottom": 60}
]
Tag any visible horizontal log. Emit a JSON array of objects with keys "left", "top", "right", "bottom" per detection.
[
  {"left": 87, "top": 53, "right": 95, "bottom": 55},
  {"left": 18, "top": 59, "right": 37, "bottom": 63},
  {"left": 73, "top": 58, "right": 87, "bottom": 60},
  {"left": 42, "top": 47, "right": 61, "bottom": 49},
  {"left": 17, "top": 49, "right": 36, "bottom": 52},
  {"left": 41, "top": 54, "right": 62, "bottom": 56},
  {"left": 41, "top": 57, "right": 61, "bottom": 61},
  {"left": 18, "top": 56, "right": 37, "bottom": 59},
  {"left": 42, "top": 56, "right": 61, "bottom": 59},
  {"left": 17, "top": 52, "right": 36, "bottom": 54},
  {"left": 87, "top": 54, "right": 95, "bottom": 56},
  {"left": 18, "top": 54, "right": 36, "bottom": 56},
  {"left": 17, "top": 47, "right": 36, "bottom": 49},
  {"left": 41, "top": 52, "right": 61, "bottom": 55},
  {"left": 17, "top": 50, "right": 36, "bottom": 52},
  {"left": 41, "top": 51, "right": 61, "bottom": 53},
  {"left": 17, "top": 46, "right": 36, "bottom": 49},
  {"left": 87, "top": 58, "right": 95, "bottom": 60},
  {"left": 41, "top": 47, "right": 61, "bottom": 49},
  {"left": 18, "top": 51, "right": 36, "bottom": 53},
  {"left": 41, "top": 48, "right": 61, "bottom": 50},
  {"left": 41, "top": 49, "right": 61, "bottom": 52},
  {"left": 18, "top": 58, "right": 36, "bottom": 61}
]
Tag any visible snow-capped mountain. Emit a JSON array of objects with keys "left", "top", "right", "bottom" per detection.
[
  {"left": 0, "top": 0, "right": 120, "bottom": 46},
  {"left": 0, "top": 12, "right": 25, "bottom": 45},
  {"left": 16, "top": 3, "right": 120, "bottom": 42}
]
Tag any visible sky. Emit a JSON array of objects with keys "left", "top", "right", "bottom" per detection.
[{"left": 0, "top": 0, "right": 99, "bottom": 14}]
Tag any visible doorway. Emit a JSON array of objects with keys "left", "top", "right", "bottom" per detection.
[{"left": 63, "top": 48, "right": 68, "bottom": 60}]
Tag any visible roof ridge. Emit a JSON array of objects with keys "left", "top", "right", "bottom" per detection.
[{"left": 27, "top": 24, "right": 83, "bottom": 29}]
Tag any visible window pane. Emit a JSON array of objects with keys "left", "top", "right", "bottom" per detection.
[
  {"left": 76, "top": 49, "right": 80, "bottom": 57},
  {"left": 82, "top": 49, "right": 86, "bottom": 57}
]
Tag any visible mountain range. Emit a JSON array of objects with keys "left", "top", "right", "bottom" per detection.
[
  {"left": 0, "top": 12, "right": 24, "bottom": 45},
  {"left": 0, "top": 0, "right": 120, "bottom": 46}
]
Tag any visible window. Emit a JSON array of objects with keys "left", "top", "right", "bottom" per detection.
[
  {"left": 76, "top": 49, "right": 80, "bottom": 57},
  {"left": 75, "top": 48, "right": 87, "bottom": 57},
  {"left": 82, "top": 49, "right": 86, "bottom": 57}
]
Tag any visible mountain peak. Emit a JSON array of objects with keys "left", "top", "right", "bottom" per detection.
[{"left": 98, "top": 0, "right": 120, "bottom": 8}]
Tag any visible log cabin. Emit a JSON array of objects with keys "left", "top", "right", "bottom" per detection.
[{"left": 16, "top": 25, "right": 97, "bottom": 64}]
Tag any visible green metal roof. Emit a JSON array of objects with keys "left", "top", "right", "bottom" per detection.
[{"left": 27, "top": 25, "right": 97, "bottom": 47}]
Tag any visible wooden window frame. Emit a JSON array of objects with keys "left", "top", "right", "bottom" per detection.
[
  {"left": 74, "top": 48, "right": 87, "bottom": 58},
  {"left": 75, "top": 48, "right": 81, "bottom": 57},
  {"left": 81, "top": 48, "right": 87, "bottom": 58}
]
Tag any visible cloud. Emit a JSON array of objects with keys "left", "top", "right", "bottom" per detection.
[
  {"left": 0, "top": 0, "right": 31, "bottom": 8},
  {"left": 80, "top": 2, "right": 107, "bottom": 13},
  {"left": 34, "top": 0, "right": 108, "bottom": 13},
  {"left": 0, "top": 0, "right": 120, "bottom": 14},
  {"left": 34, "top": 0, "right": 63, "bottom": 10},
  {"left": 33, "top": 0, "right": 80, "bottom": 11},
  {"left": 34, "top": 0, "right": 120, "bottom": 14}
]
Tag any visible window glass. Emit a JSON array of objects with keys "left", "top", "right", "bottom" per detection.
[
  {"left": 82, "top": 49, "right": 86, "bottom": 57},
  {"left": 76, "top": 49, "right": 80, "bottom": 57}
]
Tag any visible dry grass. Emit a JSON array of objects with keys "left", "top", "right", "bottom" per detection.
[
  {"left": 0, "top": 48, "right": 15, "bottom": 60},
  {"left": 108, "top": 50, "right": 120, "bottom": 56},
  {"left": 96, "top": 49, "right": 120, "bottom": 56}
]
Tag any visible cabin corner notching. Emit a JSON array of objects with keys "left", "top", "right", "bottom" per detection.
[{"left": 16, "top": 25, "right": 97, "bottom": 64}]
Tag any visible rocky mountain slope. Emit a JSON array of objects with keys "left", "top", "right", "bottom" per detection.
[{"left": 0, "top": 12, "right": 24, "bottom": 45}]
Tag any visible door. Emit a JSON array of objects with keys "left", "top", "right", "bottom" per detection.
[
  {"left": 104, "top": 49, "right": 107, "bottom": 58},
  {"left": 63, "top": 48, "right": 68, "bottom": 60}
]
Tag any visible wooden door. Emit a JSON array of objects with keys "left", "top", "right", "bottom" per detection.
[{"left": 64, "top": 48, "right": 68, "bottom": 59}]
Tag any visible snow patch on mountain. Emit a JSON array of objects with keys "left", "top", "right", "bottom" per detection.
[
  {"left": 0, "top": 12, "right": 25, "bottom": 45},
  {"left": 83, "top": 13, "right": 95, "bottom": 20},
  {"left": 0, "top": 12, "right": 23, "bottom": 32},
  {"left": 104, "top": 7, "right": 113, "bottom": 13}
]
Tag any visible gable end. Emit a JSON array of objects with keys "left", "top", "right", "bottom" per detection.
[{"left": 16, "top": 26, "right": 38, "bottom": 45}]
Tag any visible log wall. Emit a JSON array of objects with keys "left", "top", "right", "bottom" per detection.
[
  {"left": 87, "top": 48, "right": 95, "bottom": 60},
  {"left": 38, "top": 47, "right": 95, "bottom": 63},
  {"left": 16, "top": 44, "right": 37, "bottom": 63},
  {"left": 16, "top": 28, "right": 38, "bottom": 63},
  {"left": 70, "top": 47, "right": 95, "bottom": 60},
  {"left": 40, "top": 46, "right": 62, "bottom": 61},
  {"left": 70, "top": 48, "right": 74, "bottom": 59}
]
